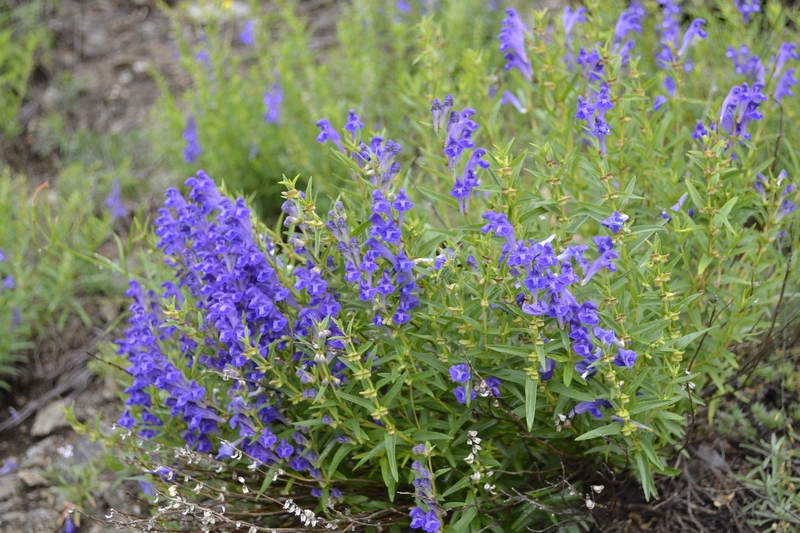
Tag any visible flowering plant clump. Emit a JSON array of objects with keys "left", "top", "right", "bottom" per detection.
[{"left": 106, "top": 1, "right": 800, "bottom": 531}]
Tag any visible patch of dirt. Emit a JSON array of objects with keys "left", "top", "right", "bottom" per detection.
[{"left": 3, "top": 0, "right": 188, "bottom": 182}]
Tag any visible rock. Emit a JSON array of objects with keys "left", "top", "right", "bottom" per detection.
[
  {"left": 30, "top": 400, "right": 69, "bottom": 437},
  {"left": 42, "top": 86, "right": 60, "bottom": 111},
  {"left": 21, "top": 435, "right": 61, "bottom": 468},
  {"left": 118, "top": 70, "right": 133, "bottom": 85},
  {"left": 0, "top": 478, "right": 19, "bottom": 501},
  {"left": 0, "top": 511, "right": 26, "bottom": 529},
  {"left": 26, "top": 507, "right": 58, "bottom": 532},
  {"left": 83, "top": 28, "right": 109, "bottom": 58},
  {"left": 18, "top": 469, "right": 47, "bottom": 488}
]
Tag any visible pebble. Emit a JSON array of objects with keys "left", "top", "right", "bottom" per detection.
[{"left": 30, "top": 400, "right": 69, "bottom": 437}]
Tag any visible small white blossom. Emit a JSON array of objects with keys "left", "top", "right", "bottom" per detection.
[
  {"left": 591, "top": 485, "right": 605, "bottom": 493},
  {"left": 465, "top": 453, "right": 475, "bottom": 464},
  {"left": 585, "top": 498, "right": 595, "bottom": 510},
  {"left": 56, "top": 445, "right": 74, "bottom": 458}
]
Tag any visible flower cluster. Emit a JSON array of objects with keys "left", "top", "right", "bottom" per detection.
[
  {"left": 719, "top": 82, "right": 767, "bottom": 140},
  {"left": 263, "top": 83, "right": 283, "bottom": 125},
  {"left": 575, "top": 83, "right": 615, "bottom": 155},
  {"left": 771, "top": 43, "right": 799, "bottom": 103},
  {"left": 481, "top": 209, "right": 635, "bottom": 380},
  {"left": 755, "top": 170, "right": 797, "bottom": 224},
  {"left": 498, "top": 8, "right": 532, "bottom": 80},
  {"left": 735, "top": 0, "right": 761, "bottom": 24},
  {"left": 611, "top": 3, "right": 643, "bottom": 62},
  {"left": 409, "top": 446, "right": 441, "bottom": 532},
  {"left": 727, "top": 45, "right": 765, "bottom": 84},
  {"left": 655, "top": 5, "right": 707, "bottom": 98},
  {"left": 182, "top": 116, "right": 202, "bottom": 164},
  {"left": 562, "top": 6, "right": 587, "bottom": 66}
]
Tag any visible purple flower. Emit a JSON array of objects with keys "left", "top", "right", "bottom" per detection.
[
  {"left": 499, "top": 9, "right": 532, "bottom": 79},
  {"left": 614, "top": 347, "right": 637, "bottom": 367},
  {"left": 344, "top": 109, "right": 364, "bottom": 141},
  {"left": 444, "top": 107, "right": 479, "bottom": 170},
  {"left": 501, "top": 90, "right": 526, "bottom": 113},
  {"left": 106, "top": 179, "right": 126, "bottom": 220},
  {"left": 656, "top": 0, "right": 681, "bottom": 68},
  {"left": 612, "top": 7, "right": 643, "bottom": 53},
  {"left": 593, "top": 326, "right": 620, "bottom": 347},
  {"left": 576, "top": 45, "right": 603, "bottom": 82},
  {"left": 678, "top": 19, "right": 707, "bottom": 58},
  {"left": 0, "top": 459, "right": 17, "bottom": 476},
  {"left": 775, "top": 69, "right": 798, "bottom": 102},
  {"left": 601, "top": 211, "right": 629, "bottom": 234},
  {"left": 671, "top": 192, "right": 689, "bottom": 212},
  {"left": 582, "top": 236, "right": 618, "bottom": 285},
  {"left": 484, "top": 376, "right": 502, "bottom": 397},
  {"left": 777, "top": 199, "right": 796, "bottom": 222},
  {"left": 410, "top": 507, "right": 426, "bottom": 528},
  {"left": 726, "top": 45, "right": 765, "bottom": 84},
  {"left": 692, "top": 120, "right": 709, "bottom": 139},
  {"left": 276, "top": 438, "right": 294, "bottom": 460},
  {"left": 393, "top": 188, "right": 414, "bottom": 212},
  {"left": 562, "top": 6, "right": 587, "bottom": 36},
  {"left": 735, "top": 0, "right": 761, "bottom": 24},
  {"left": 64, "top": 516, "right": 76, "bottom": 533},
  {"left": 263, "top": 84, "right": 283, "bottom": 124},
  {"left": 449, "top": 364, "right": 470, "bottom": 383},
  {"left": 430, "top": 94, "right": 453, "bottom": 133},
  {"left": 182, "top": 116, "right": 202, "bottom": 163},
  {"left": 239, "top": 19, "right": 255, "bottom": 46},
  {"left": 423, "top": 510, "right": 441, "bottom": 533},
  {"left": 653, "top": 95, "right": 668, "bottom": 111},
  {"left": 454, "top": 386, "right": 477, "bottom": 404},
  {"left": 316, "top": 118, "right": 344, "bottom": 152},
  {"left": 570, "top": 399, "right": 612, "bottom": 418},
  {"left": 2, "top": 275, "right": 14, "bottom": 290},
  {"left": 719, "top": 82, "right": 767, "bottom": 139},
  {"left": 195, "top": 49, "right": 211, "bottom": 68},
  {"left": 481, "top": 212, "right": 516, "bottom": 248},
  {"left": 575, "top": 96, "right": 595, "bottom": 120},
  {"left": 773, "top": 43, "right": 799, "bottom": 76},
  {"left": 376, "top": 270, "right": 396, "bottom": 295},
  {"left": 592, "top": 117, "right": 611, "bottom": 155},
  {"left": 412, "top": 443, "right": 427, "bottom": 455}
]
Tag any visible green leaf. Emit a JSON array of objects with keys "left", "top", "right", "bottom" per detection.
[
  {"left": 385, "top": 433, "right": 399, "bottom": 483},
  {"left": 327, "top": 444, "right": 354, "bottom": 479},
  {"left": 411, "top": 430, "right": 453, "bottom": 442},
  {"left": 563, "top": 360, "right": 573, "bottom": 387},
  {"left": 441, "top": 475, "right": 471, "bottom": 497},
  {"left": 380, "top": 457, "right": 397, "bottom": 502},
  {"left": 451, "top": 506, "right": 479, "bottom": 532},
  {"left": 525, "top": 377, "right": 537, "bottom": 431},
  {"left": 575, "top": 423, "right": 623, "bottom": 441},
  {"left": 547, "top": 381, "right": 596, "bottom": 403}
]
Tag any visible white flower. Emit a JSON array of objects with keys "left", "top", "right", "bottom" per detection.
[
  {"left": 591, "top": 485, "right": 605, "bottom": 494},
  {"left": 465, "top": 453, "right": 475, "bottom": 464}
]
